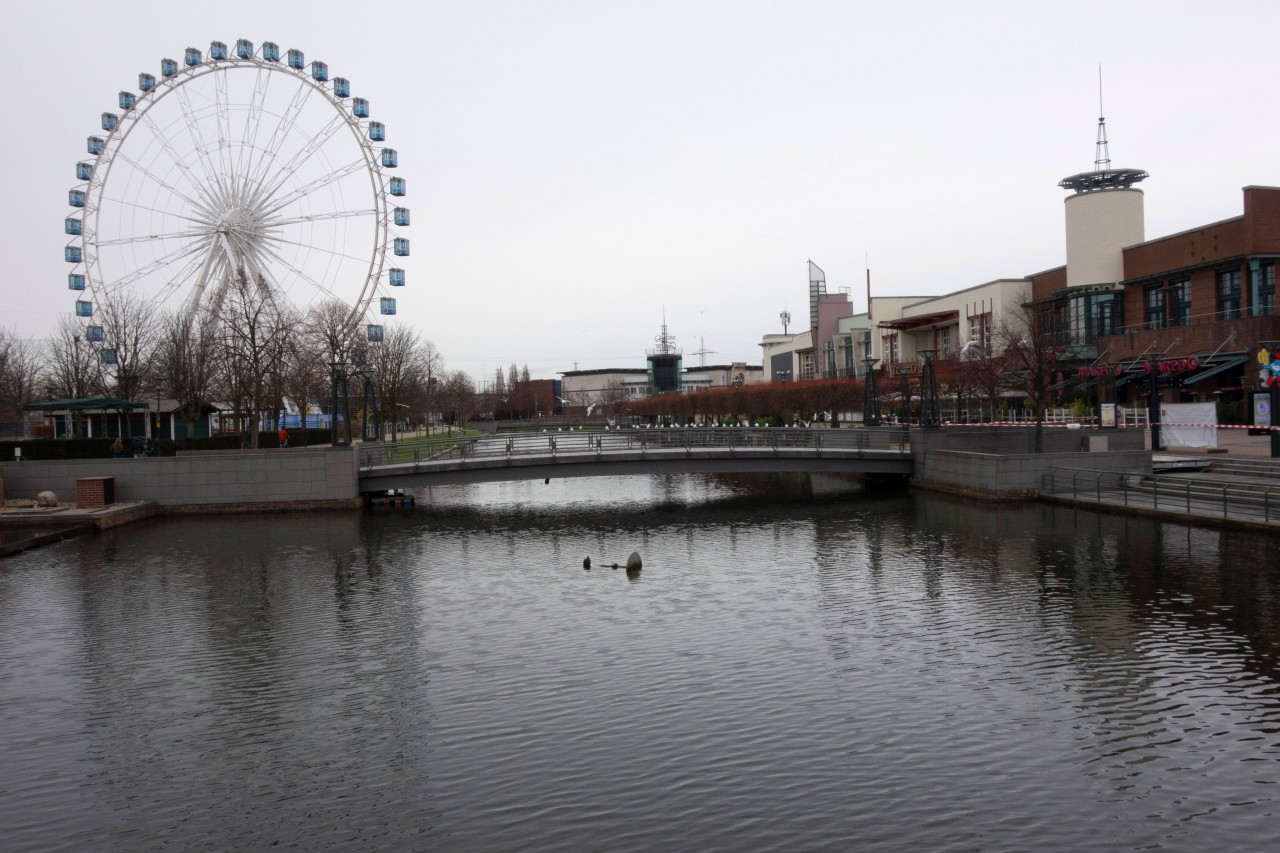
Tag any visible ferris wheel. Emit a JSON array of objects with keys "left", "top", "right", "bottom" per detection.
[{"left": 63, "top": 39, "right": 408, "bottom": 361}]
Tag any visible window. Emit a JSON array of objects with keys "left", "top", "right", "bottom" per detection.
[
  {"left": 1144, "top": 284, "right": 1166, "bottom": 329},
  {"left": 1168, "top": 279, "right": 1190, "bottom": 327},
  {"left": 798, "top": 350, "right": 815, "bottom": 381},
  {"left": 842, "top": 336, "right": 854, "bottom": 376},
  {"left": 882, "top": 333, "right": 899, "bottom": 365},
  {"left": 1259, "top": 262, "right": 1276, "bottom": 317},
  {"left": 825, "top": 340, "right": 836, "bottom": 376},
  {"left": 938, "top": 326, "right": 952, "bottom": 355},
  {"left": 1093, "top": 292, "right": 1121, "bottom": 338},
  {"left": 1218, "top": 269, "right": 1241, "bottom": 320},
  {"left": 967, "top": 312, "right": 990, "bottom": 354}
]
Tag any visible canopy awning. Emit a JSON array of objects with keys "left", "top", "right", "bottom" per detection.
[
  {"left": 24, "top": 397, "right": 149, "bottom": 411},
  {"left": 877, "top": 310, "right": 959, "bottom": 332},
  {"left": 1182, "top": 355, "right": 1248, "bottom": 387}
]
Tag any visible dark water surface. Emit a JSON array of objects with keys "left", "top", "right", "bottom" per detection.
[{"left": 2, "top": 474, "right": 1279, "bottom": 852}]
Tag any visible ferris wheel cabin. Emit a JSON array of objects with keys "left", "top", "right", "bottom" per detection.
[
  {"left": 287, "top": 49, "right": 305, "bottom": 70},
  {"left": 65, "top": 217, "right": 82, "bottom": 236},
  {"left": 382, "top": 149, "right": 398, "bottom": 168},
  {"left": 333, "top": 77, "right": 350, "bottom": 98},
  {"left": 394, "top": 208, "right": 410, "bottom": 226},
  {"left": 367, "top": 325, "right": 384, "bottom": 343},
  {"left": 352, "top": 98, "right": 370, "bottom": 118},
  {"left": 209, "top": 41, "right": 229, "bottom": 61},
  {"left": 76, "top": 162, "right": 93, "bottom": 181},
  {"left": 86, "top": 326, "right": 104, "bottom": 342},
  {"left": 139, "top": 73, "right": 156, "bottom": 92},
  {"left": 369, "top": 122, "right": 385, "bottom": 142},
  {"left": 389, "top": 268, "right": 405, "bottom": 286},
  {"left": 389, "top": 177, "right": 406, "bottom": 196},
  {"left": 64, "top": 246, "right": 82, "bottom": 263},
  {"left": 161, "top": 58, "right": 178, "bottom": 77},
  {"left": 310, "top": 61, "right": 328, "bottom": 82},
  {"left": 68, "top": 274, "right": 86, "bottom": 291},
  {"left": 75, "top": 301, "right": 93, "bottom": 318},
  {"left": 184, "top": 47, "right": 202, "bottom": 66},
  {"left": 393, "top": 238, "right": 409, "bottom": 256},
  {"left": 262, "top": 42, "right": 280, "bottom": 63},
  {"left": 118, "top": 91, "right": 136, "bottom": 111},
  {"left": 380, "top": 298, "right": 397, "bottom": 315},
  {"left": 235, "top": 39, "right": 254, "bottom": 59}
]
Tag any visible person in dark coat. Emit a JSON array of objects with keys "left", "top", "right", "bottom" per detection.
[{"left": 132, "top": 435, "right": 144, "bottom": 458}]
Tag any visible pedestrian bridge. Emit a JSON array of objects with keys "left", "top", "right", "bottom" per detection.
[{"left": 357, "top": 427, "right": 913, "bottom": 490}]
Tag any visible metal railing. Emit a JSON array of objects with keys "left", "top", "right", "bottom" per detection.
[
  {"left": 360, "top": 426, "right": 911, "bottom": 470},
  {"left": 1041, "top": 466, "right": 1278, "bottom": 525}
]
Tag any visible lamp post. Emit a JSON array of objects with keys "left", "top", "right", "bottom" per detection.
[
  {"left": 896, "top": 365, "right": 913, "bottom": 425},
  {"left": 329, "top": 359, "right": 349, "bottom": 446},
  {"left": 918, "top": 349, "right": 940, "bottom": 428},
  {"left": 863, "top": 357, "right": 880, "bottom": 426}
]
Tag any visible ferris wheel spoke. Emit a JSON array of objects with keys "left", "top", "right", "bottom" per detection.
[
  {"left": 250, "top": 113, "right": 349, "bottom": 209},
  {"left": 140, "top": 112, "right": 218, "bottom": 212},
  {"left": 259, "top": 158, "right": 368, "bottom": 218},
  {"left": 147, "top": 251, "right": 214, "bottom": 308},
  {"left": 99, "top": 235, "right": 215, "bottom": 292},
  {"left": 174, "top": 83, "right": 229, "bottom": 207},
  {"left": 213, "top": 67, "right": 236, "bottom": 198},
  {"left": 254, "top": 240, "right": 352, "bottom": 305},
  {"left": 268, "top": 209, "right": 378, "bottom": 228},
  {"left": 109, "top": 146, "right": 212, "bottom": 216},
  {"left": 235, "top": 66, "right": 272, "bottom": 196},
  {"left": 243, "top": 78, "right": 315, "bottom": 207},
  {"left": 94, "top": 227, "right": 211, "bottom": 247},
  {"left": 260, "top": 232, "right": 377, "bottom": 265},
  {"left": 98, "top": 196, "right": 208, "bottom": 227}
]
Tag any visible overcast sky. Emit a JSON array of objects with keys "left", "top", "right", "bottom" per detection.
[{"left": 5, "top": 0, "right": 1279, "bottom": 380}]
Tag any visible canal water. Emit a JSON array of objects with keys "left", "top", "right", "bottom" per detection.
[{"left": 1, "top": 474, "right": 1278, "bottom": 852}]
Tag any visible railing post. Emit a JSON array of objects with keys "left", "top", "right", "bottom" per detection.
[
  {"left": 1223, "top": 484, "right": 1228, "bottom": 518},
  {"left": 1267, "top": 487, "right": 1272, "bottom": 523},
  {"left": 1072, "top": 470, "right": 1079, "bottom": 499},
  {"left": 1154, "top": 476, "right": 1159, "bottom": 510}
]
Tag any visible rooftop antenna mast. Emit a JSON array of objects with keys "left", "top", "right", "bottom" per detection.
[
  {"left": 1095, "top": 65, "right": 1110, "bottom": 172},
  {"left": 654, "top": 309, "right": 677, "bottom": 355}
]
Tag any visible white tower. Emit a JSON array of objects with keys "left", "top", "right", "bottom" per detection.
[{"left": 1059, "top": 86, "right": 1147, "bottom": 288}]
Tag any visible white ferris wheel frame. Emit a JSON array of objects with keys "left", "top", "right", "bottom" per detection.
[{"left": 70, "top": 48, "right": 396, "bottom": 331}]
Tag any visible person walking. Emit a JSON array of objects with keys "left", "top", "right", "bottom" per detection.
[
  {"left": 278, "top": 426, "right": 289, "bottom": 448},
  {"left": 131, "top": 435, "right": 144, "bottom": 458},
  {"left": 111, "top": 436, "right": 123, "bottom": 458}
]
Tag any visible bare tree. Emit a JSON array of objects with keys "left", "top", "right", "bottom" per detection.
[
  {"left": 439, "top": 370, "right": 476, "bottom": 431},
  {"left": 215, "top": 269, "right": 291, "bottom": 448},
  {"left": 0, "top": 326, "right": 44, "bottom": 427},
  {"left": 95, "top": 290, "right": 160, "bottom": 435},
  {"left": 45, "top": 317, "right": 99, "bottom": 436},
  {"left": 154, "top": 309, "right": 220, "bottom": 439},
  {"left": 305, "top": 299, "right": 361, "bottom": 366},
  {"left": 992, "top": 301, "right": 1059, "bottom": 453},
  {"left": 368, "top": 324, "right": 428, "bottom": 443}
]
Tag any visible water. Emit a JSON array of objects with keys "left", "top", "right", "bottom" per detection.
[{"left": 1, "top": 473, "right": 1279, "bottom": 852}]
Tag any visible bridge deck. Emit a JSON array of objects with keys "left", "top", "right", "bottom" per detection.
[{"left": 359, "top": 427, "right": 913, "bottom": 489}]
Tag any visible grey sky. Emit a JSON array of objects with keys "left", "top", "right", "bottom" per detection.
[{"left": 4, "top": 0, "right": 1278, "bottom": 380}]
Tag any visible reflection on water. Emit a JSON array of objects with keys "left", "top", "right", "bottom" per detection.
[{"left": 1, "top": 474, "right": 1278, "bottom": 852}]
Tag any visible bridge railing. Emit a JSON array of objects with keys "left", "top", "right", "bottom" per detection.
[
  {"left": 1041, "top": 466, "right": 1279, "bottom": 524},
  {"left": 360, "top": 426, "right": 910, "bottom": 470}
]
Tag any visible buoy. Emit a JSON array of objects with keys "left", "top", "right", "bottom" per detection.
[
  {"left": 583, "top": 557, "right": 591, "bottom": 569},
  {"left": 626, "top": 551, "right": 642, "bottom": 571}
]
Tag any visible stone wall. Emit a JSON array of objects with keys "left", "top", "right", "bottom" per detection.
[{"left": 0, "top": 447, "right": 359, "bottom": 510}]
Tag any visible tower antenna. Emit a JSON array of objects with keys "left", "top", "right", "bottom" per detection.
[{"left": 1094, "top": 64, "right": 1110, "bottom": 172}]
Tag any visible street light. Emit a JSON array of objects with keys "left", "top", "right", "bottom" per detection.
[{"left": 863, "top": 357, "right": 880, "bottom": 426}]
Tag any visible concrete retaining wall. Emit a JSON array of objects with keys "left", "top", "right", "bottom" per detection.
[
  {"left": 913, "top": 448, "right": 1152, "bottom": 499},
  {"left": 0, "top": 447, "right": 359, "bottom": 510}
]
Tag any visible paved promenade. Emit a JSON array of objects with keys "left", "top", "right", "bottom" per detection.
[{"left": 1164, "top": 428, "right": 1278, "bottom": 459}]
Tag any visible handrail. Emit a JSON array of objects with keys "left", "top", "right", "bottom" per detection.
[
  {"left": 359, "top": 426, "right": 912, "bottom": 471},
  {"left": 1041, "top": 465, "right": 1276, "bottom": 524}
]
